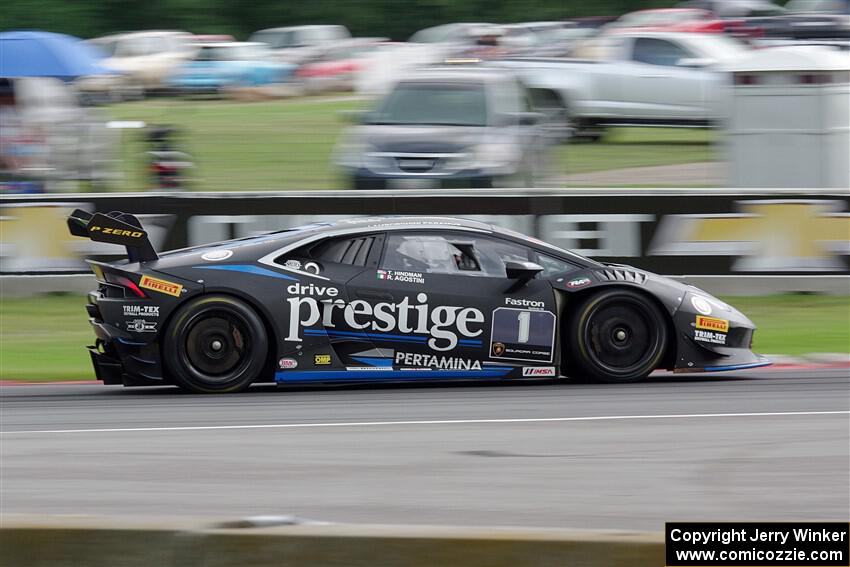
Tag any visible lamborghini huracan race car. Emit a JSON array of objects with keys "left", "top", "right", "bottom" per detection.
[{"left": 68, "top": 210, "right": 770, "bottom": 393}]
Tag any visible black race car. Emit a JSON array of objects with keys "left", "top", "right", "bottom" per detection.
[{"left": 68, "top": 210, "right": 770, "bottom": 393}]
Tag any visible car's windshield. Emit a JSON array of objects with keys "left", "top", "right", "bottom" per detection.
[
  {"left": 495, "top": 226, "right": 602, "bottom": 267},
  {"left": 786, "top": 0, "right": 849, "bottom": 13},
  {"left": 369, "top": 82, "right": 488, "bottom": 127},
  {"left": 90, "top": 39, "right": 118, "bottom": 57},
  {"left": 250, "top": 31, "right": 294, "bottom": 48},
  {"left": 196, "top": 44, "right": 268, "bottom": 61},
  {"left": 409, "top": 24, "right": 484, "bottom": 43},
  {"left": 620, "top": 9, "right": 710, "bottom": 26},
  {"left": 691, "top": 33, "right": 749, "bottom": 60}
]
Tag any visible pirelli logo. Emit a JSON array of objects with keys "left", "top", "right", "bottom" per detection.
[
  {"left": 695, "top": 316, "right": 729, "bottom": 333},
  {"left": 139, "top": 275, "right": 183, "bottom": 297}
]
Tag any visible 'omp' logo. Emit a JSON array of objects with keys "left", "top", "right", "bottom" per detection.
[
  {"left": 139, "top": 275, "right": 183, "bottom": 297},
  {"left": 695, "top": 316, "right": 729, "bottom": 333}
]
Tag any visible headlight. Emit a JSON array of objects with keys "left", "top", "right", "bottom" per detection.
[
  {"left": 473, "top": 141, "right": 520, "bottom": 171},
  {"left": 362, "top": 152, "right": 391, "bottom": 172},
  {"left": 334, "top": 140, "right": 389, "bottom": 172},
  {"left": 689, "top": 293, "right": 732, "bottom": 315},
  {"left": 334, "top": 140, "right": 366, "bottom": 169}
]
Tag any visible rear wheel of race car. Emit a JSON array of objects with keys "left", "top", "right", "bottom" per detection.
[
  {"left": 164, "top": 295, "right": 268, "bottom": 393},
  {"left": 566, "top": 289, "right": 667, "bottom": 384}
]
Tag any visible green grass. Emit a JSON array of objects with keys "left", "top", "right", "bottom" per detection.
[
  {"left": 105, "top": 96, "right": 360, "bottom": 191},
  {"left": 721, "top": 295, "right": 850, "bottom": 356},
  {"left": 1, "top": 293, "right": 846, "bottom": 382},
  {"left": 98, "top": 96, "right": 716, "bottom": 191},
  {"left": 552, "top": 127, "right": 715, "bottom": 175},
  {"left": 1, "top": 294, "right": 95, "bottom": 381}
]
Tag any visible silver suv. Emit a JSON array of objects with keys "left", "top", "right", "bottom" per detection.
[{"left": 335, "top": 66, "right": 547, "bottom": 190}]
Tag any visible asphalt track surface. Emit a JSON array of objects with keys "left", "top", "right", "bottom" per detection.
[{"left": 2, "top": 368, "right": 848, "bottom": 530}]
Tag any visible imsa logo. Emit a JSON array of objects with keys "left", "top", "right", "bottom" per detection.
[{"left": 522, "top": 367, "right": 556, "bottom": 377}]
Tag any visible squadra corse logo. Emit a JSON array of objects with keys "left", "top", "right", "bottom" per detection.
[{"left": 285, "top": 283, "right": 484, "bottom": 351}]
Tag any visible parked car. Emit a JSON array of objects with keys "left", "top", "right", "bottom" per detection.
[
  {"left": 167, "top": 42, "right": 296, "bottom": 93},
  {"left": 408, "top": 23, "right": 491, "bottom": 45},
  {"left": 608, "top": 8, "right": 719, "bottom": 31},
  {"left": 295, "top": 38, "right": 387, "bottom": 94},
  {"left": 493, "top": 31, "right": 750, "bottom": 138},
  {"left": 605, "top": 8, "right": 762, "bottom": 40},
  {"left": 249, "top": 25, "right": 351, "bottom": 64},
  {"left": 335, "top": 66, "right": 547, "bottom": 189},
  {"left": 750, "top": 0, "right": 849, "bottom": 39},
  {"left": 517, "top": 22, "right": 601, "bottom": 57},
  {"left": 85, "top": 31, "right": 196, "bottom": 97}
]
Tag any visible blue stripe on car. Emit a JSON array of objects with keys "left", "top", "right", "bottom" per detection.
[
  {"left": 703, "top": 361, "right": 772, "bottom": 372},
  {"left": 351, "top": 356, "right": 395, "bottom": 367},
  {"left": 276, "top": 368, "right": 512, "bottom": 382},
  {"left": 303, "top": 328, "right": 481, "bottom": 346},
  {"left": 192, "top": 265, "right": 297, "bottom": 280}
]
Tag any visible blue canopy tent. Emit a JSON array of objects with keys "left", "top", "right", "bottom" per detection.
[{"left": 0, "top": 31, "right": 114, "bottom": 79}]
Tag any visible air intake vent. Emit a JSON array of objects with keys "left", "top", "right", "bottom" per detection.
[{"left": 598, "top": 268, "right": 647, "bottom": 284}]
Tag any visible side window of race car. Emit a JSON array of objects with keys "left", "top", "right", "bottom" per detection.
[
  {"left": 381, "top": 233, "right": 534, "bottom": 278},
  {"left": 536, "top": 253, "right": 580, "bottom": 278},
  {"left": 310, "top": 236, "right": 376, "bottom": 266},
  {"left": 382, "top": 234, "right": 467, "bottom": 274},
  {"left": 276, "top": 236, "right": 378, "bottom": 269},
  {"left": 473, "top": 236, "right": 534, "bottom": 277}
]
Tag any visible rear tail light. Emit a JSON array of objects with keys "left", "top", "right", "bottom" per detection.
[
  {"left": 103, "top": 273, "right": 147, "bottom": 298},
  {"left": 798, "top": 74, "right": 830, "bottom": 85},
  {"left": 734, "top": 74, "right": 760, "bottom": 85}
]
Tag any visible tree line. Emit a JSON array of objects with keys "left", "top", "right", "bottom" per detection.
[{"left": 3, "top": 0, "right": 671, "bottom": 41}]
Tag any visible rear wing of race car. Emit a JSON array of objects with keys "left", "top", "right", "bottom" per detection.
[{"left": 67, "top": 209, "right": 159, "bottom": 263}]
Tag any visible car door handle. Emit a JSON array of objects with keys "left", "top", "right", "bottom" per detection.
[{"left": 356, "top": 290, "right": 394, "bottom": 301}]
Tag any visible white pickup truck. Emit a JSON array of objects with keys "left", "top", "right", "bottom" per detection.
[{"left": 491, "top": 31, "right": 749, "bottom": 138}]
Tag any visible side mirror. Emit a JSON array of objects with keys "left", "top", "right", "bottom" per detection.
[
  {"left": 677, "top": 57, "right": 713, "bottom": 69},
  {"left": 517, "top": 111, "right": 543, "bottom": 126},
  {"left": 505, "top": 260, "right": 543, "bottom": 282},
  {"left": 500, "top": 112, "right": 543, "bottom": 126}
]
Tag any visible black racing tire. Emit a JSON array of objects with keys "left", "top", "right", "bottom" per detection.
[
  {"left": 565, "top": 289, "right": 667, "bottom": 384},
  {"left": 164, "top": 295, "right": 268, "bottom": 393}
]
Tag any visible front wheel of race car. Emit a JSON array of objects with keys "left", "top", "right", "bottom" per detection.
[
  {"left": 163, "top": 295, "right": 268, "bottom": 393},
  {"left": 565, "top": 289, "right": 668, "bottom": 384}
]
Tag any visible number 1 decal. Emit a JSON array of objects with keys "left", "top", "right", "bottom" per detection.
[
  {"left": 517, "top": 311, "right": 531, "bottom": 344},
  {"left": 490, "top": 307, "right": 556, "bottom": 362}
]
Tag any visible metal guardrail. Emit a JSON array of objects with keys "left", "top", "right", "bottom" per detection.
[{"left": 1, "top": 188, "right": 848, "bottom": 277}]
